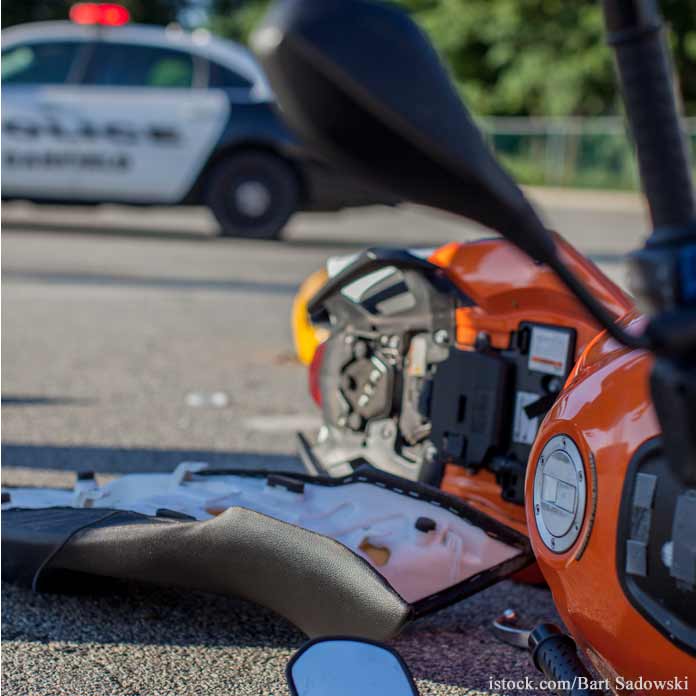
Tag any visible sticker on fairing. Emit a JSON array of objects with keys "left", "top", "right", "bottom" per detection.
[
  {"left": 528, "top": 326, "right": 571, "bottom": 377},
  {"left": 513, "top": 391, "right": 540, "bottom": 445}
]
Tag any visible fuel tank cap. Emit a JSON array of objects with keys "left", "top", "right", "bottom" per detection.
[{"left": 533, "top": 435, "right": 586, "bottom": 553}]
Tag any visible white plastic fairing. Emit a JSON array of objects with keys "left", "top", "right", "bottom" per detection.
[{"left": 2, "top": 463, "right": 521, "bottom": 604}]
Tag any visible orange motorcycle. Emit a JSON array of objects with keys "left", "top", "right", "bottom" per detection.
[{"left": 254, "top": 0, "right": 696, "bottom": 691}]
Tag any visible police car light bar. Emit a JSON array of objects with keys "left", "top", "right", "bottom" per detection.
[{"left": 70, "top": 3, "right": 130, "bottom": 26}]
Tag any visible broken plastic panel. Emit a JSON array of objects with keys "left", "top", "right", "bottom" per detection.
[{"left": 2, "top": 464, "right": 531, "bottom": 639}]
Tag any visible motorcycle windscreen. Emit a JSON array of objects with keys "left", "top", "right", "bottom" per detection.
[{"left": 2, "top": 465, "right": 532, "bottom": 640}]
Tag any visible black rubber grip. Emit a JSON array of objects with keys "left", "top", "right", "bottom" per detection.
[
  {"left": 605, "top": 2, "right": 695, "bottom": 230},
  {"left": 529, "top": 624, "right": 604, "bottom": 696}
]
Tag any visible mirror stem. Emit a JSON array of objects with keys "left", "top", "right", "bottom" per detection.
[{"left": 546, "top": 253, "right": 649, "bottom": 350}]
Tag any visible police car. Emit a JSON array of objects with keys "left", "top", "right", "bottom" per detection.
[{"left": 1, "top": 5, "right": 378, "bottom": 238}]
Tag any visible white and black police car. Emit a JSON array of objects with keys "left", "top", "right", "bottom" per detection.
[{"left": 1, "top": 4, "right": 379, "bottom": 238}]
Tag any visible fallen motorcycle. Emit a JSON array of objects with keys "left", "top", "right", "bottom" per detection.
[
  {"left": 3, "top": 0, "right": 695, "bottom": 693},
  {"left": 251, "top": 0, "right": 696, "bottom": 691}
]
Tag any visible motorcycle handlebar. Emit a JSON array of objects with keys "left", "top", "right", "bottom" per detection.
[
  {"left": 603, "top": 0, "right": 696, "bottom": 237},
  {"left": 529, "top": 624, "right": 606, "bottom": 696}
]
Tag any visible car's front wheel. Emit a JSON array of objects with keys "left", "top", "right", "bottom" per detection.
[{"left": 206, "top": 151, "right": 301, "bottom": 239}]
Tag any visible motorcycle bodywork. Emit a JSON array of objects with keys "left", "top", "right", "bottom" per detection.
[
  {"left": 527, "top": 314, "right": 696, "bottom": 684},
  {"left": 298, "top": 236, "right": 632, "bottom": 535},
  {"left": 2, "top": 464, "right": 531, "bottom": 639},
  {"left": 252, "top": 0, "right": 696, "bottom": 688}
]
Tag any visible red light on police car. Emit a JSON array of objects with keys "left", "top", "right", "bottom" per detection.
[{"left": 70, "top": 3, "right": 130, "bottom": 26}]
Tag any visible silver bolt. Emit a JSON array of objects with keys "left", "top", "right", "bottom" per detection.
[
  {"left": 434, "top": 329, "right": 449, "bottom": 345},
  {"left": 475, "top": 331, "right": 491, "bottom": 349},
  {"left": 347, "top": 413, "right": 362, "bottom": 430},
  {"left": 501, "top": 608, "right": 518, "bottom": 625},
  {"left": 548, "top": 377, "right": 562, "bottom": 392},
  {"left": 354, "top": 341, "right": 368, "bottom": 359}
]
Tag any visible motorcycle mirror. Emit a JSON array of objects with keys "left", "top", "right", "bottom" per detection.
[
  {"left": 253, "top": 0, "right": 556, "bottom": 263},
  {"left": 286, "top": 637, "right": 419, "bottom": 696}
]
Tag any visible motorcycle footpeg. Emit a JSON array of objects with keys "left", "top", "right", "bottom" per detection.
[{"left": 2, "top": 464, "right": 532, "bottom": 639}]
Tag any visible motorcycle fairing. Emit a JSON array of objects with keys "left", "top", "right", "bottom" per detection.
[
  {"left": 297, "top": 237, "right": 633, "bottom": 535},
  {"left": 2, "top": 465, "right": 531, "bottom": 639}
]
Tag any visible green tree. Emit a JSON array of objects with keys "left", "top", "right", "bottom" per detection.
[
  {"left": 401, "top": 0, "right": 613, "bottom": 116},
  {"left": 665, "top": 0, "right": 696, "bottom": 115},
  {"left": 208, "top": 0, "right": 269, "bottom": 42},
  {"left": 403, "top": 0, "right": 695, "bottom": 116},
  {"left": 206, "top": 0, "right": 695, "bottom": 117}
]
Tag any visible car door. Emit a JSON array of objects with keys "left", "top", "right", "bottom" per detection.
[
  {"left": 2, "top": 40, "right": 91, "bottom": 199},
  {"left": 71, "top": 40, "right": 230, "bottom": 203}
]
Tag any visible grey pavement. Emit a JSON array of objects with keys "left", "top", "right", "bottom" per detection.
[{"left": 1, "top": 191, "right": 647, "bottom": 696}]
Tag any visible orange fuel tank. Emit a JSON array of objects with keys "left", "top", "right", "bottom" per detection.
[{"left": 525, "top": 312, "right": 696, "bottom": 692}]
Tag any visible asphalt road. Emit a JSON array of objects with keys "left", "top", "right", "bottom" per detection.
[{"left": 2, "top": 192, "right": 648, "bottom": 696}]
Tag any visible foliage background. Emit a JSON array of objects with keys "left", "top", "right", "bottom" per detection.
[
  {"left": 5, "top": 0, "right": 695, "bottom": 117},
  {"left": 209, "top": 0, "right": 696, "bottom": 117}
]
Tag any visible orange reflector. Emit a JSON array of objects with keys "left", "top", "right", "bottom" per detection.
[{"left": 70, "top": 3, "right": 130, "bottom": 26}]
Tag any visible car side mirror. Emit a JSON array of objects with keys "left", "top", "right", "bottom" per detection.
[
  {"left": 252, "top": 0, "right": 555, "bottom": 264},
  {"left": 287, "top": 637, "right": 419, "bottom": 696}
]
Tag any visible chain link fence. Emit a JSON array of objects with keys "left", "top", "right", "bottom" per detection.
[{"left": 482, "top": 117, "right": 696, "bottom": 190}]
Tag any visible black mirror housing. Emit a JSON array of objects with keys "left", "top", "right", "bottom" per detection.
[{"left": 253, "top": 0, "right": 555, "bottom": 262}]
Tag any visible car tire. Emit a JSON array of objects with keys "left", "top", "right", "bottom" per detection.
[{"left": 206, "top": 152, "right": 300, "bottom": 239}]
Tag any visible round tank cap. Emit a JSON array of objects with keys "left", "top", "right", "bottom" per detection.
[{"left": 533, "top": 435, "right": 587, "bottom": 553}]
